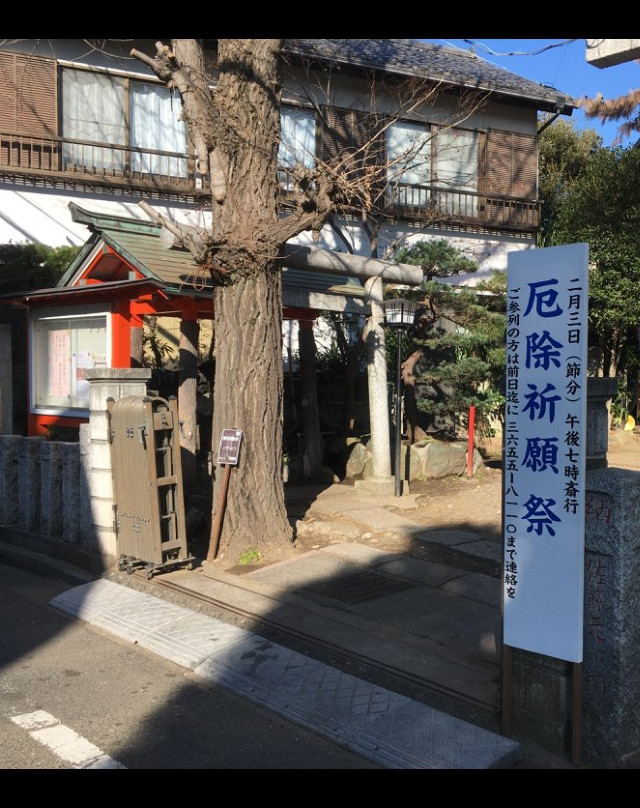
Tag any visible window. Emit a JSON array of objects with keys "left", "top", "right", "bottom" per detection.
[
  {"left": 385, "top": 120, "right": 481, "bottom": 216},
  {"left": 31, "top": 308, "right": 109, "bottom": 414},
  {"left": 61, "top": 68, "right": 188, "bottom": 177},
  {"left": 278, "top": 106, "right": 315, "bottom": 190},
  {"left": 433, "top": 128, "right": 478, "bottom": 191},
  {"left": 130, "top": 82, "right": 188, "bottom": 176},
  {"left": 386, "top": 121, "right": 432, "bottom": 208},
  {"left": 62, "top": 70, "right": 126, "bottom": 171},
  {"left": 433, "top": 128, "right": 479, "bottom": 216}
]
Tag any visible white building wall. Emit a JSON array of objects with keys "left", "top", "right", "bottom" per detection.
[{"left": 0, "top": 185, "right": 208, "bottom": 247}]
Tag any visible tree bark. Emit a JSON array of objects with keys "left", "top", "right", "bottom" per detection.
[
  {"left": 211, "top": 272, "right": 290, "bottom": 558},
  {"left": 132, "top": 39, "right": 365, "bottom": 561},
  {"left": 207, "top": 40, "right": 292, "bottom": 561},
  {"left": 402, "top": 349, "right": 429, "bottom": 444}
]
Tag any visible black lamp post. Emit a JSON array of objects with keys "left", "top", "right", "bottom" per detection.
[{"left": 383, "top": 297, "right": 417, "bottom": 497}]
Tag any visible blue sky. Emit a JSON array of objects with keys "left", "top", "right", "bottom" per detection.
[{"left": 421, "top": 38, "right": 640, "bottom": 147}]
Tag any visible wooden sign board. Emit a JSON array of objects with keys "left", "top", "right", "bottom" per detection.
[{"left": 217, "top": 428, "right": 243, "bottom": 465}]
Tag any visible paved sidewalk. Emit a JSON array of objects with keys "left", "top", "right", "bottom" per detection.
[
  {"left": 46, "top": 478, "right": 517, "bottom": 769},
  {"left": 50, "top": 575, "right": 520, "bottom": 769},
  {"left": 2, "top": 480, "right": 579, "bottom": 769}
]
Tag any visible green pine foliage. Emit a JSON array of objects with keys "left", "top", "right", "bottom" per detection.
[
  {"left": 392, "top": 239, "right": 506, "bottom": 438},
  {"left": 395, "top": 239, "right": 478, "bottom": 280}
]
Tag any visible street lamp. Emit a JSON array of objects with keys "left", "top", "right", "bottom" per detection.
[{"left": 383, "top": 297, "right": 417, "bottom": 497}]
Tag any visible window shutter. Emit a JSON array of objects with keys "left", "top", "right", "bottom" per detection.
[
  {"left": 320, "top": 106, "right": 379, "bottom": 168},
  {"left": 485, "top": 130, "right": 537, "bottom": 198},
  {"left": 0, "top": 52, "right": 57, "bottom": 136}
]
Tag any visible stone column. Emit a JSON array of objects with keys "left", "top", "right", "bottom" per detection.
[
  {"left": 0, "top": 324, "right": 13, "bottom": 434},
  {"left": 582, "top": 467, "right": 640, "bottom": 767},
  {"left": 19, "top": 436, "right": 43, "bottom": 531},
  {"left": 356, "top": 277, "right": 394, "bottom": 496},
  {"left": 586, "top": 377, "right": 618, "bottom": 469},
  {"left": 84, "top": 368, "right": 151, "bottom": 569},
  {"left": 79, "top": 424, "right": 93, "bottom": 549},
  {"left": 0, "top": 435, "right": 21, "bottom": 525}
]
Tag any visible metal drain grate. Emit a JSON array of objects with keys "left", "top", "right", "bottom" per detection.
[{"left": 302, "top": 570, "right": 418, "bottom": 605}]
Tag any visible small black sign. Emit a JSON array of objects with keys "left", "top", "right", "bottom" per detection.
[{"left": 217, "top": 428, "right": 243, "bottom": 465}]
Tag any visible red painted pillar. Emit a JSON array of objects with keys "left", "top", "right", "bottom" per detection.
[
  {"left": 467, "top": 404, "right": 476, "bottom": 477},
  {"left": 111, "top": 300, "right": 132, "bottom": 368}
]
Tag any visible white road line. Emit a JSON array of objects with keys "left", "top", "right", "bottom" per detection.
[{"left": 10, "top": 710, "right": 126, "bottom": 769}]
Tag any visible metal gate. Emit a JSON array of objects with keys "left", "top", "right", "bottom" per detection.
[{"left": 107, "top": 395, "right": 195, "bottom": 578}]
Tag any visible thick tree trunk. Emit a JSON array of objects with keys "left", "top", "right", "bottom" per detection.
[
  {"left": 133, "top": 39, "right": 338, "bottom": 562},
  {"left": 207, "top": 39, "right": 292, "bottom": 561},
  {"left": 402, "top": 349, "right": 429, "bottom": 444},
  {"left": 211, "top": 273, "right": 290, "bottom": 559}
]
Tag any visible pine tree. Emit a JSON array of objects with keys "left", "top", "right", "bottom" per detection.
[{"left": 392, "top": 240, "right": 505, "bottom": 442}]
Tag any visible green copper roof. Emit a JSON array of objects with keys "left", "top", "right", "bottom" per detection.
[{"left": 64, "top": 203, "right": 366, "bottom": 307}]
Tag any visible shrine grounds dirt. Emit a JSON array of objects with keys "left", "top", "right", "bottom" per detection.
[
  {"left": 204, "top": 429, "right": 640, "bottom": 570},
  {"left": 285, "top": 428, "right": 640, "bottom": 562}
]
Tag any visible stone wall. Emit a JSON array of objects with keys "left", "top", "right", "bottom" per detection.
[
  {"left": 0, "top": 433, "right": 99, "bottom": 570},
  {"left": 0, "top": 368, "right": 151, "bottom": 574}
]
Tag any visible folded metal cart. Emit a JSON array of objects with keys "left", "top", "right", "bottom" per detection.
[{"left": 107, "top": 395, "right": 196, "bottom": 578}]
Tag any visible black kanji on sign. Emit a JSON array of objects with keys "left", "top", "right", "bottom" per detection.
[{"left": 217, "top": 429, "right": 243, "bottom": 465}]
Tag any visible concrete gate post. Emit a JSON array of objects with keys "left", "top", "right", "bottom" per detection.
[
  {"left": 84, "top": 368, "right": 151, "bottom": 570},
  {"left": 582, "top": 466, "right": 640, "bottom": 766},
  {"left": 510, "top": 377, "right": 637, "bottom": 764},
  {"left": 0, "top": 324, "right": 12, "bottom": 434}
]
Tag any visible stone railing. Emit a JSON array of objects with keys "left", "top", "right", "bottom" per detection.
[{"left": 0, "top": 369, "right": 151, "bottom": 574}]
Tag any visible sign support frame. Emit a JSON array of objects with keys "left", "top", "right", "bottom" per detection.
[{"left": 206, "top": 428, "right": 243, "bottom": 562}]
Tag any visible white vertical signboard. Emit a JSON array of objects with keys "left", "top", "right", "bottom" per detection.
[{"left": 503, "top": 243, "right": 589, "bottom": 662}]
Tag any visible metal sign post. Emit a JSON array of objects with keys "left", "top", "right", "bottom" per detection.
[{"left": 207, "top": 429, "right": 243, "bottom": 561}]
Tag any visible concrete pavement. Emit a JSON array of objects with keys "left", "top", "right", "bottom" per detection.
[{"left": 1, "top": 480, "right": 577, "bottom": 768}]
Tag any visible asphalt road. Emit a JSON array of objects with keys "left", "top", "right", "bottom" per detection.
[{"left": 0, "top": 561, "right": 380, "bottom": 770}]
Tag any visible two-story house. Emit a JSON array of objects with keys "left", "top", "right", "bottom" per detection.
[{"left": 0, "top": 38, "right": 576, "bottom": 441}]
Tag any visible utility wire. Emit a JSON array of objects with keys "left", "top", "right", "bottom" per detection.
[{"left": 461, "top": 39, "right": 578, "bottom": 57}]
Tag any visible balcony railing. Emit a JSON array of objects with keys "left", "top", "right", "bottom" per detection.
[
  {"left": 0, "top": 131, "right": 199, "bottom": 196},
  {"left": 384, "top": 182, "right": 540, "bottom": 231},
  {"left": 279, "top": 171, "right": 540, "bottom": 232},
  {"left": 2, "top": 132, "right": 541, "bottom": 232}
]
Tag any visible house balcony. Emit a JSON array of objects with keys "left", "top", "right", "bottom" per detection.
[
  {"left": 279, "top": 172, "right": 541, "bottom": 234},
  {"left": 383, "top": 182, "right": 541, "bottom": 233},
  {"left": 0, "top": 131, "right": 202, "bottom": 198},
  {"left": 1, "top": 131, "right": 541, "bottom": 234}
]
